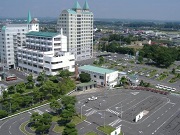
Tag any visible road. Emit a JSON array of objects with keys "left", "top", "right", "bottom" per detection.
[{"left": 0, "top": 105, "right": 54, "bottom": 135}]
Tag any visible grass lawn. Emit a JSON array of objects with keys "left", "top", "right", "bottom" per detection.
[
  {"left": 85, "top": 131, "right": 98, "bottom": 135},
  {"left": 97, "top": 125, "right": 115, "bottom": 135},
  {"left": 52, "top": 116, "right": 61, "bottom": 122},
  {"left": 19, "top": 121, "right": 33, "bottom": 135},
  {"left": 53, "top": 124, "right": 65, "bottom": 133},
  {"left": 71, "top": 115, "right": 86, "bottom": 125}
]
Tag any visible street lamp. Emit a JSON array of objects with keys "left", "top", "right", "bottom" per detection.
[{"left": 81, "top": 104, "right": 85, "bottom": 119}]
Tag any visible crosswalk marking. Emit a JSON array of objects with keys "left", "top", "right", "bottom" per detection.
[
  {"left": 85, "top": 109, "right": 97, "bottom": 116},
  {"left": 34, "top": 109, "right": 44, "bottom": 115},
  {"left": 109, "top": 119, "right": 122, "bottom": 126},
  {"left": 106, "top": 109, "right": 119, "bottom": 116}
]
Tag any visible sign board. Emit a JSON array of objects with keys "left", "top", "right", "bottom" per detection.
[
  {"left": 135, "top": 111, "right": 144, "bottom": 122},
  {"left": 110, "top": 126, "right": 121, "bottom": 135}
]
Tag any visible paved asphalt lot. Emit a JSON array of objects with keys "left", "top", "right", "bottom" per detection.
[
  {"left": 75, "top": 89, "right": 180, "bottom": 135},
  {"left": 0, "top": 88, "right": 180, "bottom": 135}
]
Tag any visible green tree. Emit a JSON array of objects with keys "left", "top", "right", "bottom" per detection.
[
  {"left": 50, "top": 100, "right": 61, "bottom": 114},
  {"left": 62, "top": 123, "right": 78, "bottom": 135},
  {"left": 27, "top": 74, "right": 33, "bottom": 82},
  {"left": 79, "top": 73, "right": 91, "bottom": 83},
  {"left": 7, "top": 86, "right": 15, "bottom": 94},
  {"left": 99, "top": 56, "right": 105, "bottom": 65},
  {"left": 138, "top": 56, "right": 143, "bottom": 64},
  {"left": 59, "top": 70, "right": 72, "bottom": 78},
  {"left": 0, "top": 110, "right": 8, "bottom": 119}
]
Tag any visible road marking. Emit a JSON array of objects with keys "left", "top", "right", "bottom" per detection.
[
  {"left": 169, "top": 107, "right": 171, "bottom": 109},
  {"left": 80, "top": 127, "right": 84, "bottom": 130},
  {"left": 157, "top": 117, "right": 160, "bottom": 119},
  {"left": 165, "top": 110, "right": 168, "bottom": 113},
  {"left": 34, "top": 109, "right": 44, "bottom": 115},
  {"left": 46, "top": 109, "right": 50, "bottom": 112},
  {"left": 12, "top": 121, "right": 17, "bottom": 125},
  {"left": 152, "top": 108, "right": 180, "bottom": 134},
  {"left": 161, "top": 113, "right": 164, "bottom": 116},
  {"left": 0, "top": 120, "right": 8, "bottom": 129},
  {"left": 152, "top": 120, "right": 155, "bottom": 123},
  {"left": 85, "top": 109, "right": 97, "bottom": 116},
  {"left": 147, "top": 124, "right": 151, "bottom": 127},
  {"left": 20, "top": 117, "right": 25, "bottom": 120},
  {"left": 106, "top": 109, "right": 119, "bottom": 116},
  {"left": 109, "top": 119, "right": 121, "bottom": 127},
  {"left": 86, "top": 108, "right": 92, "bottom": 112},
  {"left": 9, "top": 131, "right": 12, "bottom": 134},
  {"left": 9, "top": 126, "right": 11, "bottom": 129},
  {"left": 84, "top": 120, "right": 91, "bottom": 125}
]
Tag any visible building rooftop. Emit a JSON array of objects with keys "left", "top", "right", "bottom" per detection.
[
  {"left": 26, "top": 31, "right": 59, "bottom": 38},
  {"left": 67, "top": 9, "right": 77, "bottom": 14},
  {"left": 83, "top": 0, "right": 89, "bottom": 10},
  {"left": 79, "top": 65, "right": 117, "bottom": 74},
  {"left": 72, "top": 1, "right": 81, "bottom": 10}
]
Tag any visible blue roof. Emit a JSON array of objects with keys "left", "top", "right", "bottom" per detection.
[
  {"left": 67, "top": 9, "right": 77, "bottom": 14},
  {"left": 27, "top": 11, "right": 32, "bottom": 24},
  {"left": 1, "top": 26, "right": 6, "bottom": 31},
  {"left": 83, "top": 0, "right": 89, "bottom": 10},
  {"left": 72, "top": 1, "right": 81, "bottom": 10},
  {"left": 26, "top": 31, "right": 59, "bottom": 38},
  {"left": 79, "top": 65, "right": 117, "bottom": 74}
]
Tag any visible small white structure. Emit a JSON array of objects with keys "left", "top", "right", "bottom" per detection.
[
  {"left": 110, "top": 126, "right": 121, "bottom": 135},
  {"left": 135, "top": 111, "right": 144, "bottom": 122},
  {"left": 78, "top": 65, "right": 119, "bottom": 88}
]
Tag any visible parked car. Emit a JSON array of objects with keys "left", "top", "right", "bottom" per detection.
[
  {"left": 158, "top": 85, "right": 164, "bottom": 89},
  {"left": 88, "top": 96, "right": 97, "bottom": 101},
  {"left": 163, "top": 86, "right": 168, "bottom": 90},
  {"left": 167, "top": 87, "right": 172, "bottom": 91},
  {"left": 171, "top": 88, "right": 176, "bottom": 92}
]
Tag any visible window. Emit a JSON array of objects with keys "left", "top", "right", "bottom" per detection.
[
  {"left": 94, "top": 75, "right": 96, "bottom": 78},
  {"left": 99, "top": 76, "right": 104, "bottom": 79}
]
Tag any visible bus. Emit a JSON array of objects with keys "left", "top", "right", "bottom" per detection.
[{"left": 6, "top": 75, "right": 17, "bottom": 81}]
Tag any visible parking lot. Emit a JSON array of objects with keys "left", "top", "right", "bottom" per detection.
[{"left": 75, "top": 89, "right": 180, "bottom": 135}]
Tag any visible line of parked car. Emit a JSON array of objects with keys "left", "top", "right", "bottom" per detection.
[{"left": 156, "top": 84, "right": 176, "bottom": 91}]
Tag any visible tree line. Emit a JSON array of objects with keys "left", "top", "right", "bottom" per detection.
[{"left": 0, "top": 70, "right": 76, "bottom": 119}]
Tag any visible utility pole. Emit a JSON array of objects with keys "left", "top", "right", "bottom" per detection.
[{"left": 121, "top": 104, "right": 122, "bottom": 118}]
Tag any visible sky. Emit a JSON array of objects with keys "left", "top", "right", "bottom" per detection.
[{"left": 0, "top": 0, "right": 180, "bottom": 21}]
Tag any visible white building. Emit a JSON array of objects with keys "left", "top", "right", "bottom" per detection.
[
  {"left": 57, "top": 1, "right": 93, "bottom": 61},
  {"left": 17, "top": 31, "right": 75, "bottom": 76},
  {"left": 78, "top": 65, "right": 119, "bottom": 88},
  {"left": 0, "top": 11, "right": 39, "bottom": 69}
]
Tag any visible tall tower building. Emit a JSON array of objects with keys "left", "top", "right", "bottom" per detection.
[
  {"left": 0, "top": 11, "right": 39, "bottom": 69},
  {"left": 57, "top": 1, "right": 93, "bottom": 60}
]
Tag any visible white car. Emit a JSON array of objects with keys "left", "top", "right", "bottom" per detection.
[
  {"left": 163, "top": 86, "right": 168, "bottom": 90},
  {"left": 167, "top": 87, "right": 172, "bottom": 91},
  {"left": 171, "top": 88, "right": 176, "bottom": 91},
  {"left": 88, "top": 96, "right": 97, "bottom": 101},
  {"left": 146, "top": 74, "right": 150, "bottom": 77},
  {"left": 140, "top": 72, "right": 144, "bottom": 76},
  {"left": 156, "top": 84, "right": 160, "bottom": 88},
  {"left": 114, "top": 56, "right": 117, "bottom": 58},
  {"left": 128, "top": 70, "right": 132, "bottom": 73},
  {"left": 158, "top": 85, "right": 164, "bottom": 89}
]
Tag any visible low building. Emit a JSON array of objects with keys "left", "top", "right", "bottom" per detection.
[
  {"left": 76, "top": 81, "right": 97, "bottom": 91},
  {"left": 128, "top": 74, "right": 139, "bottom": 86},
  {"left": 78, "top": 65, "right": 119, "bottom": 88},
  {"left": 17, "top": 31, "right": 75, "bottom": 75}
]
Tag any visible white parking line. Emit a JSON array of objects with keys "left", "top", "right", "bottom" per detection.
[
  {"left": 12, "top": 121, "right": 17, "bottom": 125},
  {"left": 20, "top": 117, "right": 25, "bottom": 120},
  {"left": 152, "top": 120, "right": 155, "bottom": 123},
  {"left": 9, "top": 131, "right": 12, "bottom": 134},
  {"left": 9, "top": 126, "right": 11, "bottom": 129},
  {"left": 152, "top": 108, "right": 180, "bottom": 134},
  {"left": 147, "top": 124, "right": 151, "bottom": 127},
  {"left": 84, "top": 120, "right": 91, "bottom": 125},
  {"left": 157, "top": 117, "right": 160, "bottom": 119},
  {"left": 86, "top": 108, "right": 92, "bottom": 112}
]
